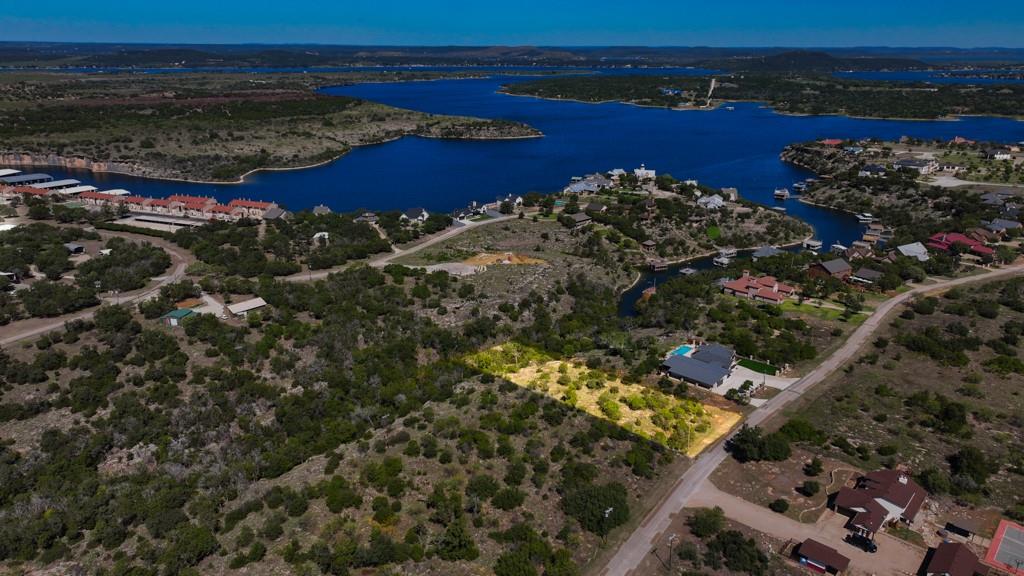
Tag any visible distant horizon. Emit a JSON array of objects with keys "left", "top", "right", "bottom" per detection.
[
  {"left": 4, "top": 40, "right": 1024, "bottom": 51},
  {"left": 4, "top": 1, "right": 1024, "bottom": 48}
]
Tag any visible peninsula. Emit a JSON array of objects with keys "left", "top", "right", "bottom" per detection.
[{"left": 0, "top": 72, "right": 541, "bottom": 182}]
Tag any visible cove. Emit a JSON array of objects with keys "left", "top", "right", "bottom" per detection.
[{"left": 8, "top": 72, "right": 1024, "bottom": 303}]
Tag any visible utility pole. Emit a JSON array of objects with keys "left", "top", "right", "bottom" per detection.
[{"left": 667, "top": 533, "right": 678, "bottom": 573}]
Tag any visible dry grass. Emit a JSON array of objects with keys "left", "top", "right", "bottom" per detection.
[
  {"left": 466, "top": 344, "right": 740, "bottom": 457},
  {"left": 462, "top": 252, "right": 547, "bottom": 266}
]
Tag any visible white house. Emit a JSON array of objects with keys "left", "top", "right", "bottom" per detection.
[
  {"left": 634, "top": 164, "right": 656, "bottom": 180},
  {"left": 697, "top": 194, "right": 725, "bottom": 210},
  {"left": 401, "top": 207, "right": 430, "bottom": 223}
]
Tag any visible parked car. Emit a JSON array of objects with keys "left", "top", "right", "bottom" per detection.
[{"left": 844, "top": 533, "right": 878, "bottom": 553}]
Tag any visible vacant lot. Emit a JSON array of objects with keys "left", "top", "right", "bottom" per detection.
[{"left": 781, "top": 279, "right": 1024, "bottom": 511}]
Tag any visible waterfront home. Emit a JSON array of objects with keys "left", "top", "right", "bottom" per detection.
[
  {"left": 796, "top": 539, "right": 850, "bottom": 575},
  {"left": 633, "top": 164, "right": 656, "bottom": 180},
  {"left": 585, "top": 202, "right": 607, "bottom": 214},
  {"left": 567, "top": 212, "right": 592, "bottom": 231},
  {"left": 921, "top": 542, "right": 988, "bottom": 576},
  {"left": 565, "top": 173, "right": 612, "bottom": 194},
  {"left": 927, "top": 232, "right": 994, "bottom": 257},
  {"left": 832, "top": 469, "right": 927, "bottom": 539},
  {"left": 229, "top": 199, "right": 278, "bottom": 219},
  {"left": 895, "top": 242, "right": 930, "bottom": 262},
  {"left": 820, "top": 139, "right": 844, "bottom": 147},
  {"left": 721, "top": 271, "right": 795, "bottom": 304},
  {"left": 720, "top": 187, "right": 739, "bottom": 201},
  {"left": 401, "top": 207, "right": 430, "bottom": 223},
  {"left": 354, "top": 211, "right": 378, "bottom": 223},
  {"left": 312, "top": 204, "right": 332, "bottom": 215},
  {"left": 641, "top": 239, "right": 657, "bottom": 251},
  {"left": 697, "top": 194, "right": 724, "bottom": 210},
  {"left": 986, "top": 148, "right": 1013, "bottom": 161},
  {"left": 893, "top": 158, "right": 939, "bottom": 175},
  {"left": 808, "top": 258, "right": 852, "bottom": 280},
  {"left": 660, "top": 343, "right": 735, "bottom": 388},
  {"left": 227, "top": 297, "right": 267, "bottom": 318},
  {"left": 858, "top": 164, "right": 887, "bottom": 178}
]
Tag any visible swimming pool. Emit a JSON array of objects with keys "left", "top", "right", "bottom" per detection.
[{"left": 670, "top": 345, "right": 694, "bottom": 357}]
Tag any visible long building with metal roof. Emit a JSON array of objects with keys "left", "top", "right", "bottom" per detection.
[
  {"left": 0, "top": 173, "right": 52, "bottom": 185},
  {"left": 30, "top": 179, "right": 81, "bottom": 190}
]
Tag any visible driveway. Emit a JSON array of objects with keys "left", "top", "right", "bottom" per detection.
[
  {"left": 716, "top": 366, "right": 798, "bottom": 405},
  {"left": 688, "top": 483, "right": 924, "bottom": 576}
]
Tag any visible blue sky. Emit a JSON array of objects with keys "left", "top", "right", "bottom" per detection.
[{"left": 3, "top": 1, "right": 1023, "bottom": 46}]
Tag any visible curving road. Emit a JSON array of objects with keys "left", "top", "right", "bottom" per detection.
[
  {"left": 597, "top": 262, "right": 1024, "bottom": 576},
  {"left": 0, "top": 235, "right": 190, "bottom": 348}
]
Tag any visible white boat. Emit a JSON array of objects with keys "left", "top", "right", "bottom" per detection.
[
  {"left": 856, "top": 213, "right": 874, "bottom": 223},
  {"left": 774, "top": 187, "right": 791, "bottom": 199},
  {"left": 803, "top": 238, "right": 823, "bottom": 250},
  {"left": 718, "top": 247, "right": 737, "bottom": 258},
  {"left": 831, "top": 243, "right": 848, "bottom": 254},
  {"left": 771, "top": 206, "right": 787, "bottom": 213},
  {"left": 724, "top": 106, "right": 735, "bottom": 111},
  {"left": 713, "top": 256, "right": 732, "bottom": 267},
  {"left": 679, "top": 267, "right": 698, "bottom": 276},
  {"left": 793, "top": 182, "right": 808, "bottom": 192}
]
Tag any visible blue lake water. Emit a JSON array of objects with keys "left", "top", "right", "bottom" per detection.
[
  {"left": 6, "top": 71, "right": 1024, "bottom": 304},
  {"left": 21, "top": 74, "right": 1024, "bottom": 239}
]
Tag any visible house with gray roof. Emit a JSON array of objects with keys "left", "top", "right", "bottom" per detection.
[
  {"left": 896, "top": 242, "right": 930, "bottom": 262},
  {"left": 985, "top": 218, "right": 1023, "bottom": 235},
  {"left": 809, "top": 258, "right": 852, "bottom": 280},
  {"left": 660, "top": 343, "right": 735, "bottom": 389}
]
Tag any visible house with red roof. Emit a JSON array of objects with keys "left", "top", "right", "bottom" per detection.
[
  {"left": 228, "top": 198, "right": 277, "bottom": 218},
  {"left": 721, "top": 271, "right": 796, "bottom": 305},
  {"left": 820, "top": 139, "right": 844, "bottom": 147},
  {"left": 832, "top": 469, "right": 928, "bottom": 538},
  {"left": 1, "top": 185, "right": 51, "bottom": 198},
  {"left": 927, "top": 233, "right": 995, "bottom": 257}
]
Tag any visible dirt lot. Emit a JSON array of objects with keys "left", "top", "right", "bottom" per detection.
[{"left": 711, "top": 448, "right": 860, "bottom": 524}]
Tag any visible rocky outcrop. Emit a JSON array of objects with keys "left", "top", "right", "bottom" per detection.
[{"left": 0, "top": 153, "right": 148, "bottom": 178}]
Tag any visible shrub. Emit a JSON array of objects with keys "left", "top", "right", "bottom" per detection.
[
  {"left": 801, "top": 481, "right": 821, "bottom": 497},
  {"left": 768, "top": 498, "right": 789, "bottom": 513},
  {"left": 687, "top": 507, "right": 725, "bottom": 538}
]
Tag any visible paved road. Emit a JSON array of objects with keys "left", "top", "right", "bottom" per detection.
[
  {"left": 283, "top": 215, "right": 515, "bottom": 282},
  {"left": 598, "top": 262, "right": 1024, "bottom": 576},
  {"left": 0, "top": 239, "right": 189, "bottom": 348}
]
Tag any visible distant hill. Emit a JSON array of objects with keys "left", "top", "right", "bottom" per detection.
[
  {"left": 1, "top": 42, "right": 1019, "bottom": 69},
  {"left": 698, "top": 50, "right": 928, "bottom": 72}
]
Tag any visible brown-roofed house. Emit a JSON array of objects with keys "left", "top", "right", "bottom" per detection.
[
  {"left": 796, "top": 539, "right": 850, "bottom": 574},
  {"left": 923, "top": 542, "right": 989, "bottom": 576},
  {"left": 808, "top": 258, "right": 852, "bottom": 280},
  {"left": 832, "top": 468, "right": 928, "bottom": 537}
]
